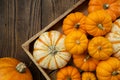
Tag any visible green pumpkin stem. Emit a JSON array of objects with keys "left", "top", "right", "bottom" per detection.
[
  {"left": 98, "top": 24, "right": 105, "bottom": 30},
  {"left": 49, "top": 46, "right": 58, "bottom": 55},
  {"left": 51, "top": 49, "right": 58, "bottom": 54},
  {"left": 103, "top": 3, "right": 109, "bottom": 10},
  {"left": 112, "top": 71, "right": 120, "bottom": 76},
  {"left": 16, "top": 62, "right": 27, "bottom": 73},
  {"left": 74, "top": 23, "right": 80, "bottom": 29}
]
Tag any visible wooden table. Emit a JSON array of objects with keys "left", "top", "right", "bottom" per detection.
[{"left": 0, "top": 0, "right": 86, "bottom": 79}]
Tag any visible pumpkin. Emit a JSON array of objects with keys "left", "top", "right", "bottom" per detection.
[
  {"left": 0, "top": 57, "right": 33, "bottom": 80},
  {"left": 96, "top": 57, "right": 120, "bottom": 80},
  {"left": 106, "top": 19, "right": 120, "bottom": 59},
  {"left": 73, "top": 52, "right": 99, "bottom": 71},
  {"left": 56, "top": 66, "right": 81, "bottom": 80},
  {"left": 65, "top": 30, "right": 88, "bottom": 55},
  {"left": 85, "top": 10, "right": 112, "bottom": 36},
  {"left": 62, "top": 12, "right": 86, "bottom": 35},
  {"left": 33, "top": 30, "right": 71, "bottom": 70},
  {"left": 88, "top": 36, "right": 113, "bottom": 60},
  {"left": 88, "top": 0, "right": 120, "bottom": 21},
  {"left": 82, "top": 72, "right": 97, "bottom": 80}
]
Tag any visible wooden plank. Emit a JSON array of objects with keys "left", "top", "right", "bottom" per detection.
[
  {"left": 0, "top": 0, "right": 45, "bottom": 80},
  {"left": 0, "top": 0, "right": 15, "bottom": 57},
  {"left": 41, "top": 0, "right": 79, "bottom": 28},
  {"left": 15, "top": 0, "right": 45, "bottom": 80},
  {"left": 28, "top": 0, "right": 42, "bottom": 37}
]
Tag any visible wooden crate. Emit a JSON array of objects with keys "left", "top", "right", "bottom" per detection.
[{"left": 22, "top": 0, "right": 88, "bottom": 80}]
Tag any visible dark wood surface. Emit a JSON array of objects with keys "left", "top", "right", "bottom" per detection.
[{"left": 0, "top": 0, "right": 80, "bottom": 80}]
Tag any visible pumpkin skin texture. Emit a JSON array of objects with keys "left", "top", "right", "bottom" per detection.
[
  {"left": 0, "top": 57, "right": 33, "bottom": 80},
  {"left": 65, "top": 30, "right": 88, "bottom": 55},
  {"left": 106, "top": 19, "right": 120, "bottom": 59},
  {"left": 82, "top": 72, "right": 97, "bottom": 80},
  {"left": 33, "top": 30, "right": 71, "bottom": 70},
  {"left": 85, "top": 10, "right": 112, "bottom": 36},
  {"left": 88, "top": 36, "right": 113, "bottom": 60},
  {"left": 62, "top": 12, "right": 86, "bottom": 35},
  {"left": 73, "top": 53, "right": 99, "bottom": 71},
  {"left": 96, "top": 57, "right": 120, "bottom": 80},
  {"left": 56, "top": 66, "right": 81, "bottom": 80},
  {"left": 88, "top": 0, "right": 120, "bottom": 21}
]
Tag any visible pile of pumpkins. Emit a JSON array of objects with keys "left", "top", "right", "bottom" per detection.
[
  {"left": 0, "top": 0, "right": 120, "bottom": 80},
  {"left": 1, "top": 0, "right": 120, "bottom": 80},
  {"left": 33, "top": 0, "right": 120, "bottom": 80}
]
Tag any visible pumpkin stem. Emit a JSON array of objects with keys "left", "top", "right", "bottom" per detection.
[
  {"left": 67, "top": 77, "right": 72, "bottom": 80},
  {"left": 49, "top": 46, "right": 58, "bottom": 55},
  {"left": 52, "top": 50, "right": 58, "bottom": 54},
  {"left": 103, "top": 3, "right": 109, "bottom": 10},
  {"left": 76, "top": 40, "right": 80, "bottom": 44},
  {"left": 112, "top": 71, "right": 120, "bottom": 76},
  {"left": 98, "top": 46, "right": 102, "bottom": 51},
  {"left": 84, "top": 55, "right": 90, "bottom": 62},
  {"left": 98, "top": 24, "right": 105, "bottom": 30},
  {"left": 16, "top": 62, "right": 27, "bottom": 73},
  {"left": 87, "top": 78, "right": 91, "bottom": 80},
  {"left": 74, "top": 23, "right": 80, "bottom": 29}
]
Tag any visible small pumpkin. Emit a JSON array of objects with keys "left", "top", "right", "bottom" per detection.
[
  {"left": 62, "top": 12, "right": 86, "bottom": 35},
  {"left": 88, "top": 36, "right": 113, "bottom": 60},
  {"left": 0, "top": 57, "right": 33, "bottom": 80},
  {"left": 96, "top": 57, "right": 120, "bottom": 80},
  {"left": 33, "top": 30, "right": 71, "bottom": 70},
  {"left": 82, "top": 72, "right": 97, "bottom": 80},
  {"left": 56, "top": 66, "right": 81, "bottom": 80},
  {"left": 65, "top": 30, "right": 88, "bottom": 55},
  {"left": 85, "top": 10, "right": 112, "bottom": 36},
  {"left": 73, "top": 52, "right": 99, "bottom": 71},
  {"left": 106, "top": 19, "right": 120, "bottom": 59},
  {"left": 88, "top": 0, "right": 120, "bottom": 21}
]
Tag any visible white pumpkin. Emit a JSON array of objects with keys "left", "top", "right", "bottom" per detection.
[
  {"left": 33, "top": 30, "right": 71, "bottom": 70},
  {"left": 106, "top": 19, "right": 120, "bottom": 59}
]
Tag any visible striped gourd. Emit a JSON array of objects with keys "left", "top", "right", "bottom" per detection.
[
  {"left": 106, "top": 19, "right": 120, "bottom": 59},
  {"left": 33, "top": 30, "right": 71, "bottom": 70}
]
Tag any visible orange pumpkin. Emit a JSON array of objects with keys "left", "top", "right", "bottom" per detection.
[
  {"left": 65, "top": 30, "right": 88, "bottom": 55},
  {"left": 56, "top": 66, "right": 81, "bottom": 80},
  {"left": 73, "top": 52, "right": 99, "bottom": 71},
  {"left": 88, "top": 36, "right": 113, "bottom": 60},
  {"left": 0, "top": 57, "right": 33, "bottom": 80},
  {"left": 82, "top": 72, "right": 97, "bottom": 80},
  {"left": 85, "top": 10, "right": 112, "bottom": 36},
  {"left": 88, "top": 0, "right": 120, "bottom": 21},
  {"left": 96, "top": 57, "right": 120, "bottom": 80},
  {"left": 62, "top": 12, "right": 86, "bottom": 35},
  {"left": 33, "top": 30, "right": 71, "bottom": 70}
]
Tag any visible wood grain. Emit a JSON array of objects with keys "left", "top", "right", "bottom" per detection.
[
  {"left": 41, "top": 0, "right": 79, "bottom": 27},
  {"left": 0, "top": 0, "right": 79, "bottom": 80}
]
